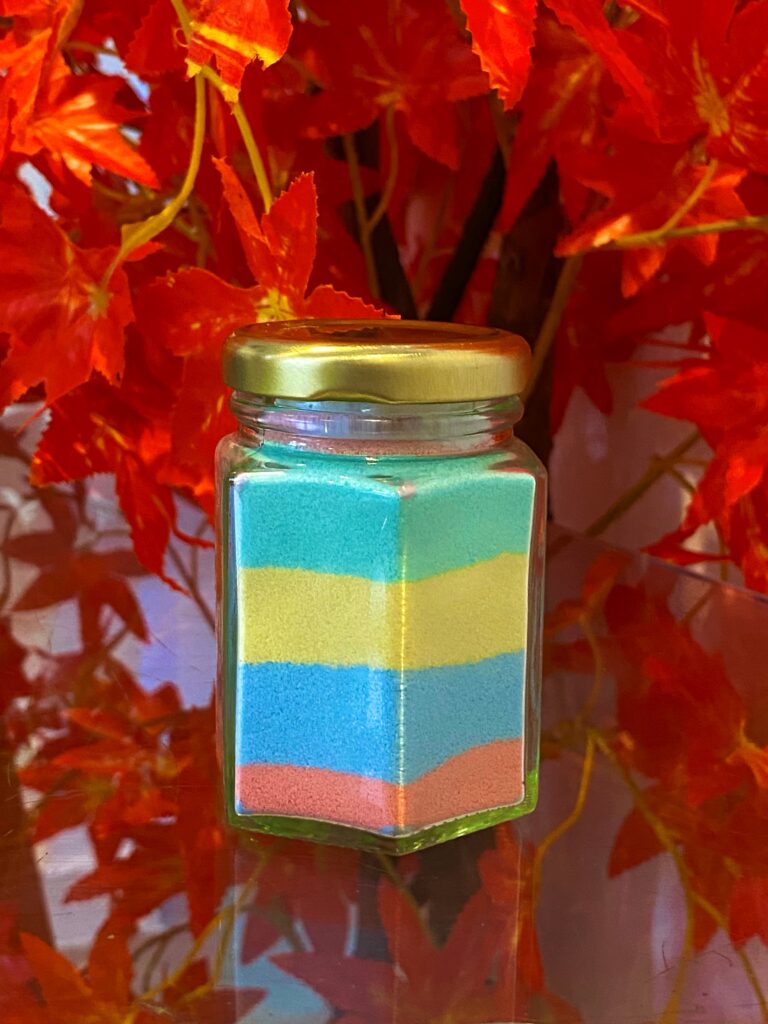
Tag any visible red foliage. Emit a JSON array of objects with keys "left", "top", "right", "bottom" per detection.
[
  {"left": 0, "top": 0, "right": 765, "bottom": 580},
  {"left": 2, "top": 0, "right": 768, "bottom": 1018}
]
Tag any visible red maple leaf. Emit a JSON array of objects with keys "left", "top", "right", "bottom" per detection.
[
  {"left": 242, "top": 842, "right": 360, "bottom": 960},
  {"left": 604, "top": 580, "right": 768, "bottom": 948},
  {"left": 20, "top": 677, "right": 182, "bottom": 847},
  {"left": 10, "top": 58, "right": 159, "bottom": 187},
  {"left": 136, "top": 168, "right": 384, "bottom": 512},
  {"left": 460, "top": 0, "right": 536, "bottom": 110},
  {"left": 185, "top": 0, "right": 293, "bottom": 102},
  {"left": 62, "top": 702, "right": 228, "bottom": 937},
  {"left": 124, "top": 0, "right": 187, "bottom": 80},
  {"left": 547, "top": 0, "right": 768, "bottom": 173},
  {"left": 274, "top": 882, "right": 510, "bottom": 1023},
  {"left": 293, "top": 0, "right": 488, "bottom": 168},
  {"left": 549, "top": 252, "right": 636, "bottom": 432},
  {"left": 605, "top": 582, "right": 758, "bottom": 802},
  {"left": 0, "top": 187, "right": 133, "bottom": 406},
  {"left": 729, "top": 875, "right": 768, "bottom": 948},
  {"left": 546, "top": 548, "right": 631, "bottom": 636},
  {"left": 498, "top": 11, "right": 603, "bottom": 231},
  {"left": 30, "top": 337, "right": 194, "bottom": 583},
  {"left": 558, "top": 145, "right": 747, "bottom": 295},
  {"left": 542, "top": 0, "right": 659, "bottom": 125},
  {"left": 0, "top": 5, "right": 158, "bottom": 188},
  {"left": 643, "top": 316, "right": 768, "bottom": 587},
  {"left": 639, "top": 0, "right": 768, "bottom": 172},
  {"left": 154, "top": 958, "right": 264, "bottom": 1023},
  {"left": 477, "top": 825, "right": 553, "bottom": 1003},
  {"left": 8, "top": 510, "right": 146, "bottom": 648},
  {"left": 17, "top": 928, "right": 166, "bottom": 1024}
]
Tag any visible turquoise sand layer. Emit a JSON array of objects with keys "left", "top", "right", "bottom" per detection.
[{"left": 232, "top": 444, "right": 536, "bottom": 581}]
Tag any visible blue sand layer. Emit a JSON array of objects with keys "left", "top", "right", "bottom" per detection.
[
  {"left": 231, "top": 445, "right": 535, "bottom": 581},
  {"left": 234, "top": 652, "right": 525, "bottom": 783}
]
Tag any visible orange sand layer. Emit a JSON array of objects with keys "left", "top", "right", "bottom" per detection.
[{"left": 235, "top": 738, "right": 524, "bottom": 831}]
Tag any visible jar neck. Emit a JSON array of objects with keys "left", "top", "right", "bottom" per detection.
[{"left": 231, "top": 394, "right": 523, "bottom": 456}]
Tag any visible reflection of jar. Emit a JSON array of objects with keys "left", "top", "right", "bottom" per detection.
[{"left": 216, "top": 320, "right": 546, "bottom": 854}]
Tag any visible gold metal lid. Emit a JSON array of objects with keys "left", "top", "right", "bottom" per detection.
[{"left": 222, "top": 320, "right": 531, "bottom": 403}]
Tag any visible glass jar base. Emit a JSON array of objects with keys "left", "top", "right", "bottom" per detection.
[{"left": 225, "top": 769, "right": 539, "bottom": 854}]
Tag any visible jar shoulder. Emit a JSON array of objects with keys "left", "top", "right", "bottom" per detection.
[{"left": 217, "top": 433, "right": 546, "bottom": 483}]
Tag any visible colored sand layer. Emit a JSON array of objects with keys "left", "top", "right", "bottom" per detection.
[{"left": 228, "top": 441, "right": 536, "bottom": 837}]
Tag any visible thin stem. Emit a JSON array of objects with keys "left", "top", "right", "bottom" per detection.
[
  {"left": 665, "top": 464, "right": 696, "bottom": 495},
  {"left": 367, "top": 105, "right": 398, "bottom": 233},
  {"left": 661, "top": 902, "right": 696, "bottom": 1024},
  {"left": 168, "top": 0, "right": 192, "bottom": 35},
  {"left": 584, "top": 429, "right": 701, "bottom": 538},
  {"left": 135, "top": 860, "right": 267, "bottom": 1006},
  {"left": 522, "top": 255, "right": 584, "bottom": 402},
  {"left": 374, "top": 851, "right": 438, "bottom": 946},
  {"left": 681, "top": 587, "right": 714, "bottom": 625},
  {"left": 651, "top": 159, "right": 720, "bottom": 238},
  {"left": 101, "top": 74, "right": 206, "bottom": 286},
  {"left": 171, "top": 0, "right": 272, "bottom": 210},
  {"left": 691, "top": 892, "right": 768, "bottom": 1022},
  {"left": 167, "top": 543, "right": 215, "bottom": 633},
  {"left": 579, "top": 619, "right": 605, "bottom": 722},
  {"left": 591, "top": 729, "right": 768, "bottom": 1024},
  {"left": 607, "top": 212, "right": 768, "bottom": 250},
  {"left": 65, "top": 40, "right": 120, "bottom": 58},
  {"left": 199, "top": 65, "right": 273, "bottom": 211},
  {"left": 231, "top": 100, "right": 273, "bottom": 211},
  {"left": 343, "top": 133, "right": 381, "bottom": 300},
  {"left": 531, "top": 732, "right": 595, "bottom": 900},
  {"left": 135, "top": 924, "right": 190, "bottom": 991}
]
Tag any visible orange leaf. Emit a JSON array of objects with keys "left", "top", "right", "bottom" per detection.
[
  {"left": 460, "top": 0, "right": 536, "bottom": 110},
  {"left": 0, "top": 188, "right": 132, "bottom": 405},
  {"left": 14, "top": 58, "right": 159, "bottom": 187},
  {"left": 186, "top": 0, "right": 293, "bottom": 102},
  {"left": 19, "top": 934, "right": 92, "bottom": 1019}
]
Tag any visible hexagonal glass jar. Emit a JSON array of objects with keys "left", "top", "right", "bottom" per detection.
[{"left": 216, "top": 320, "right": 546, "bottom": 853}]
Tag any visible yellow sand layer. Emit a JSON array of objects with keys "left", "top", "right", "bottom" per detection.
[{"left": 237, "top": 552, "right": 529, "bottom": 669}]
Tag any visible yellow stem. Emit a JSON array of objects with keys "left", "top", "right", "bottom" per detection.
[
  {"left": 522, "top": 255, "right": 584, "bottom": 402},
  {"left": 583, "top": 429, "right": 701, "bottom": 538},
  {"left": 367, "top": 105, "right": 398, "bottom": 233},
  {"left": 531, "top": 732, "right": 595, "bottom": 900},
  {"left": 133, "top": 859, "right": 267, "bottom": 1008},
  {"left": 170, "top": 0, "right": 272, "bottom": 211},
  {"left": 656, "top": 159, "right": 719, "bottom": 236},
  {"left": 691, "top": 892, "right": 768, "bottom": 1022},
  {"left": 665, "top": 464, "right": 696, "bottom": 496},
  {"left": 343, "top": 133, "right": 381, "bottom": 300},
  {"left": 101, "top": 74, "right": 206, "bottom": 286},
  {"left": 65, "top": 39, "right": 120, "bottom": 57},
  {"left": 196, "top": 66, "right": 273, "bottom": 210},
  {"left": 579, "top": 619, "right": 605, "bottom": 722},
  {"left": 169, "top": 0, "right": 192, "bottom": 36},
  {"left": 231, "top": 98, "right": 273, "bottom": 212},
  {"left": 590, "top": 730, "right": 768, "bottom": 1023},
  {"left": 607, "top": 211, "right": 768, "bottom": 250}
]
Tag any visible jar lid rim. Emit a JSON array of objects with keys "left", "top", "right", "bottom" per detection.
[{"left": 222, "top": 319, "right": 531, "bottom": 403}]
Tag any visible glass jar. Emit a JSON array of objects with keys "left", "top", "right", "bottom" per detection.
[{"left": 216, "top": 320, "right": 546, "bottom": 854}]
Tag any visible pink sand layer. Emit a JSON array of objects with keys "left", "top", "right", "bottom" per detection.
[{"left": 235, "top": 738, "right": 524, "bottom": 831}]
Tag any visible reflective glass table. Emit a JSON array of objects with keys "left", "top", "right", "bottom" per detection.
[{"left": 1, "top": 473, "right": 767, "bottom": 1023}]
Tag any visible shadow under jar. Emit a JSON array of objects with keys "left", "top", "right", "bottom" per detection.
[{"left": 216, "top": 320, "right": 547, "bottom": 854}]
